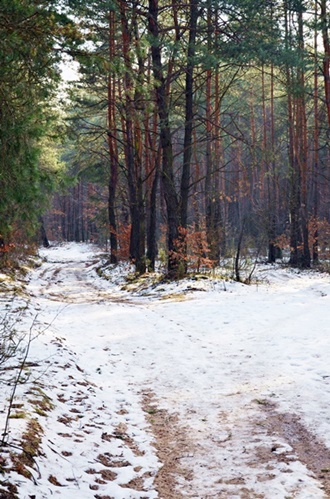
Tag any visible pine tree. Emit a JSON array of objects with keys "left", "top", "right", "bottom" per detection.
[{"left": 0, "top": 0, "right": 78, "bottom": 251}]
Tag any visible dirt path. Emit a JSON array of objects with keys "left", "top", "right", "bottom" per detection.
[
  {"left": 2, "top": 244, "right": 330, "bottom": 498},
  {"left": 261, "top": 401, "right": 330, "bottom": 497}
]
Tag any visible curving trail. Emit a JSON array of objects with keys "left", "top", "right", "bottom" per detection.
[{"left": 3, "top": 243, "right": 330, "bottom": 498}]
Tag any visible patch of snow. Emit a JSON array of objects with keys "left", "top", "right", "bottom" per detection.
[{"left": 1, "top": 242, "right": 330, "bottom": 498}]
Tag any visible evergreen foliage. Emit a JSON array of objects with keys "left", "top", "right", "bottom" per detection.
[{"left": 0, "top": 0, "right": 79, "bottom": 249}]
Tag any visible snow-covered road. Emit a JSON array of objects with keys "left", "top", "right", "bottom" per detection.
[{"left": 2, "top": 243, "right": 330, "bottom": 498}]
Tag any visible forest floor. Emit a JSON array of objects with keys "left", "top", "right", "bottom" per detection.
[{"left": 1, "top": 243, "right": 330, "bottom": 498}]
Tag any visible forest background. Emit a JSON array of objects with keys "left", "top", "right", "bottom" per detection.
[{"left": 1, "top": 0, "right": 330, "bottom": 279}]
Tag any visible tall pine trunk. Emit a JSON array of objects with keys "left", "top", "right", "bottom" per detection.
[
  {"left": 205, "top": 6, "right": 222, "bottom": 264},
  {"left": 313, "top": 0, "right": 320, "bottom": 264},
  {"left": 108, "top": 9, "right": 118, "bottom": 263},
  {"left": 148, "top": 0, "right": 180, "bottom": 277},
  {"left": 286, "top": 2, "right": 310, "bottom": 268},
  {"left": 179, "top": 0, "right": 199, "bottom": 272},
  {"left": 120, "top": 0, "right": 146, "bottom": 274},
  {"left": 320, "top": 0, "right": 330, "bottom": 130}
]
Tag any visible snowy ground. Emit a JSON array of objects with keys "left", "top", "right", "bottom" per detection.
[{"left": 1, "top": 242, "right": 330, "bottom": 498}]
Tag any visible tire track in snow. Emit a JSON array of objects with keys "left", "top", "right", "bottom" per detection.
[{"left": 260, "top": 401, "right": 330, "bottom": 497}]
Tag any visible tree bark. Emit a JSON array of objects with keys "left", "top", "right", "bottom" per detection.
[
  {"left": 148, "top": 0, "right": 180, "bottom": 277},
  {"left": 320, "top": 0, "right": 330, "bottom": 131},
  {"left": 313, "top": 0, "right": 319, "bottom": 264},
  {"left": 180, "top": 0, "right": 198, "bottom": 229},
  {"left": 108, "top": 9, "right": 118, "bottom": 264},
  {"left": 119, "top": 0, "right": 146, "bottom": 274}
]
